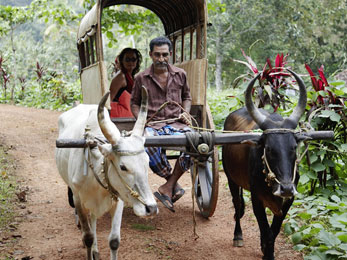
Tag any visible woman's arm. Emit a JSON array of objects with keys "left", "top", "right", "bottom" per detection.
[{"left": 109, "top": 71, "right": 127, "bottom": 101}]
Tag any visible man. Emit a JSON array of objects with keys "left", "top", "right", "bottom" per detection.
[{"left": 131, "top": 36, "right": 192, "bottom": 212}]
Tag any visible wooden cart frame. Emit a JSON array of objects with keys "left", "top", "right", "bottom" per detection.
[{"left": 75, "top": 0, "right": 219, "bottom": 218}]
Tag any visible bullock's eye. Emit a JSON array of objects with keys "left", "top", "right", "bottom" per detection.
[
  {"left": 265, "top": 146, "right": 272, "bottom": 154},
  {"left": 290, "top": 144, "right": 297, "bottom": 152},
  {"left": 120, "top": 165, "right": 127, "bottom": 171}
]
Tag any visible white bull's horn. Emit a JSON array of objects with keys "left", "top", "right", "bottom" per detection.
[
  {"left": 132, "top": 86, "right": 148, "bottom": 136},
  {"left": 97, "top": 92, "right": 121, "bottom": 145}
]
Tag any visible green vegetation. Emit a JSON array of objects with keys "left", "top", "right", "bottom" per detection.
[
  {"left": 285, "top": 191, "right": 347, "bottom": 260},
  {"left": 207, "top": 88, "right": 243, "bottom": 130},
  {"left": 207, "top": 0, "right": 346, "bottom": 90},
  {"left": 0, "top": 144, "right": 17, "bottom": 231},
  {"left": 131, "top": 223, "right": 156, "bottom": 231}
]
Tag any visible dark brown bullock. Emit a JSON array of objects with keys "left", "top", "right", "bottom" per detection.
[{"left": 222, "top": 70, "right": 308, "bottom": 260}]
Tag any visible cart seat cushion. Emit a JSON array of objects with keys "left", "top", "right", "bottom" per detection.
[{"left": 174, "top": 58, "right": 207, "bottom": 106}]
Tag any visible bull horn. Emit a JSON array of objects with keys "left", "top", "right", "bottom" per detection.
[
  {"left": 97, "top": 92, "right": 120, "bottom": 145},
  {"left": 245, "top": 73, "right": 267, "bottom": 127},
  {"left": 285, "top": 69, "right": 307, "bottom": 127},
  {"left": 132, "top": 86, "right": 148, "bottom": 136}
]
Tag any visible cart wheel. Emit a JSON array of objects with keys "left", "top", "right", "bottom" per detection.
[{"left": 191, "top": 146, "right": 219, "bottom": 218}]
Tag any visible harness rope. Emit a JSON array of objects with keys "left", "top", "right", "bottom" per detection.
[
  {"left": 83, "top": 131, "right": 147, "bottom": 206},
  {"left": 185, "top": 131, "right": 215, "bottom": 239},
  {"left": 145, "top": 100, "right": 198, "bottom": 127},
  {"left": 261, "top": 130, "right": 310, "bottom": 186}
]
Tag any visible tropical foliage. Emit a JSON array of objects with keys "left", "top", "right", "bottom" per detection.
[{"left": 206, "top": 0, "right": 346, "bottom": 91}]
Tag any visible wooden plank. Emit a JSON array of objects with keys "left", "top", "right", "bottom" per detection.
[{"left": 111, "top": 117, "right": 136, "bottom": 131}]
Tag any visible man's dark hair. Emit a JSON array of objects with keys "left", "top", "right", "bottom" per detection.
[
  {"left": 149, "top": 36, "right": 172, "bottom": 52},
  {"left": 118, "top": 48, "right": 142, "bottom": 76}
]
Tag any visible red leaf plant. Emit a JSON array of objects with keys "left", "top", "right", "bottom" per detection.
[
  {"left": 235, "top": 50, "right": 294, "bottom": 111},
  {"left": 305, "top": 64, "right": 344, "bottom": 109},
  {"left": 0, "top": 55, "right": 10, "bottom": 98}
]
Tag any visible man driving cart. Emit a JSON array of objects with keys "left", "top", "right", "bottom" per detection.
[{"left": 131, "top": 36, "right": 192, "bottom": 212}]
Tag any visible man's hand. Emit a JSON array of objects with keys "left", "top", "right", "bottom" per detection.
[{"left": 178, "top": 112, "right": 192, "bottom": 126}]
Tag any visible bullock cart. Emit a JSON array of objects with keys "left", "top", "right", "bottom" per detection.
[
  {"left": 57, "top": 0, "right": 334, "bottom": 219},
  {"left": 71, "top": 0, "right": 219, "bottom": 218}
]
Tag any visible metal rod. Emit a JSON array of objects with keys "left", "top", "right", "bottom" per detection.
[{"left": 56, "top": 131, "right": 334, "bottom": 148}]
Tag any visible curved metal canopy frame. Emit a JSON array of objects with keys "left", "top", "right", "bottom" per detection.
[{"left": 101, "top": 0, "right": 205, "bottom": 36}]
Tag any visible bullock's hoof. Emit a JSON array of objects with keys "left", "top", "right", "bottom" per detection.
[
  {"left": 233, "top": 239, "right": 244, "bottom": 247},
  {"left": 74, "top": 209, "right": 81, "bottom": 229},
  {"left": 92, "top": 251, "right": 100, "bottom": 260}
]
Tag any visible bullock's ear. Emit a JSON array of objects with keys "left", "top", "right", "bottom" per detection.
[
  {"left": 241, "top": 139, "right": 258, "bottom": 146},
  {"left": 98, "top": 143, "right": 113, "bottom": 157}
]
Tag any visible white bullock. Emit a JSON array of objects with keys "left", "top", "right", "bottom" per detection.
[{"left": 55, "top": 87, "right": 158, "bottom": 260}]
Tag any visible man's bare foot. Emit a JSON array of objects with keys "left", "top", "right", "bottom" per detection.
[{"left": 172, "top": 183, "right": 185, "bottom": 203}]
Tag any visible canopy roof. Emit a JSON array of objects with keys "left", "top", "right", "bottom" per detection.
[
  {"left": 77, "top": 4, "right": 98, "bottom": 42},
  {"left": 101, "top": 0, "right": 205, "bottom": 36}
]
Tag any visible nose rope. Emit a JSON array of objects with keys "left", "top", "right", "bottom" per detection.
[
  {"left": 84, "top": 143, "right": 147, "bottom": 205},
  {"left": 262, "top": 143, "right": 309, "bottom": 186},
  {"left": 292, "top": 143, "right": 309, "bottom": 183},
  {"left": 108, "top": 159, "right": 147, "bottom": 205},
  {"left": 262, "top": 149, "right": 281, "bottom": 185}
]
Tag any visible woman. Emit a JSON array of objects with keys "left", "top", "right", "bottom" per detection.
[{"left": 109, "top": 48, "right": 142, "bottom": 118}]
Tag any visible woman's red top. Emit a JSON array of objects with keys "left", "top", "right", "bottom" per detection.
[{"left": 110, "top": 72, "right": 134, "bottom": 118}]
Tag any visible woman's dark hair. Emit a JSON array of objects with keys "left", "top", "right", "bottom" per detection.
[
  {"left": 118, "top": 48, "right": 142, "bottom": 76},
  {"left": 149, "top": 36, "right": 172, "bottom": 52}
]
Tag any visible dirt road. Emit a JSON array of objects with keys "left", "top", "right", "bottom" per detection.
[{"left": 0, "top": 104, "right": 303, "bottom": 260}]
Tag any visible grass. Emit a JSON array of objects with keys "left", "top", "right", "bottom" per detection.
[
  {"left": 131, "top": 223, "right": 156, "bottom": 231},
  {"left": 0, "top": 143, "right": 18, "bottom": 260},
  {"left": 0, "top": 143, "right": 17, "bottom": 229}
]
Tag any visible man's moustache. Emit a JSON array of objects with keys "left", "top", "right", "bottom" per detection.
[{"left": 155, "top": 61, "right": 168, "bottom": 66}]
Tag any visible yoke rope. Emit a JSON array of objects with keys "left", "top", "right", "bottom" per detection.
[
  {"left": 83, "top": 130, "right": 147, "bottom": 205},
  {"left": 185, "top": 131, "right": 215, "bottom": 239}
]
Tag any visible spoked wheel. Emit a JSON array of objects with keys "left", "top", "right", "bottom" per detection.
[{"left": 191, "top": 146, "right": 219, "bottom": 218}]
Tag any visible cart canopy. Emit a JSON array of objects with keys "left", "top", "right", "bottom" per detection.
[
  {"left": 77, "top": 5, "right": 98, "bottom": 44},
  {"left": 101, "top": 0, "right": 205, "bottom": 36}
]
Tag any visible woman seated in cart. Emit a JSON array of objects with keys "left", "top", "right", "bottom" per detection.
[{"left": 109, "top": 47, "right": 142, "bottom": 118}]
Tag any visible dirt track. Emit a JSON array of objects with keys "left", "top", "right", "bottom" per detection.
[{"left": 0, "top": 104, "right": 303, "bottom": 260}]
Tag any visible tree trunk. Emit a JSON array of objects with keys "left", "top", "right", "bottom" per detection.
[
  {"left": 10, "top": 26, "right": 17, "bottom": 102},
  {"left": 215, "top": 31, "right": 222, "bottom": 91}
]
